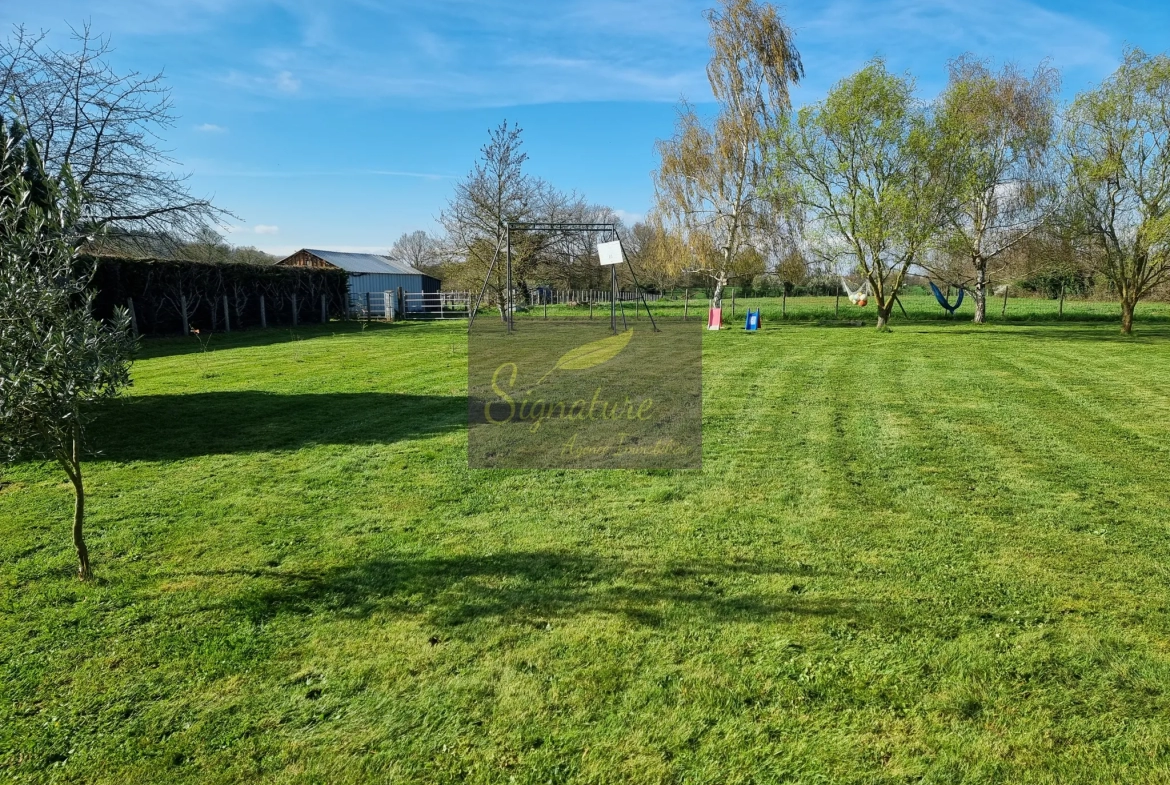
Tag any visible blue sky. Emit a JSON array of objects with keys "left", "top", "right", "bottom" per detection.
[{"left": 6, "top": 0, "right": 1168, "bottom": 256}]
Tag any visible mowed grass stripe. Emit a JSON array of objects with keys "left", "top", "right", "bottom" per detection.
[{"left": 5, "top": 320, "right": 1170, "bottom": 782}]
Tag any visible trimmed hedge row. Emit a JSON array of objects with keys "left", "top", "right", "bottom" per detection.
[{"left": 88, "top": 256, "right": 349, "bottom": 336}]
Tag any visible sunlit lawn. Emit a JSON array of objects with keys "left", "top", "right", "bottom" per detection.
[{"left": 4, "top": 300, "right": 1170, "bottom": 783}]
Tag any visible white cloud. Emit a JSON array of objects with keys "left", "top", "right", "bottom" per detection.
[
  {"left": 195, "top": 123, "right": 226, "bottom": 133},
  {"left": 789, "top": 0, "right": 1118, "bottom": 100},
  {"left": 257, "top": 244, "right": 393, "bottom": 257},
  {"left": 275, "top": 70, "right": 301, "bottom": 94},
  {"left": 253, "top": 225, "right": 279, "bottom": 235},
  {"left": 614, "top": 209, "right": 645, "bottom": 225}
]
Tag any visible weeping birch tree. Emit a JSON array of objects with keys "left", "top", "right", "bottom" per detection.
[
  {"left": 772, "top": 61, "right": 952, "bottom": 330},
  {"left": 1064, "top": 49, "right": 1170, "bottom": 334},
  {"left": 653, "top": 0, "right": 802, "bottom": 309},
  {"left": 935, "top": 55, "right": 1060, "bottom": 323}
]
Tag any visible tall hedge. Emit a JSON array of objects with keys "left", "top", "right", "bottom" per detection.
[{"left": 88, "top": 256, "right": 349, "bottom": 335}]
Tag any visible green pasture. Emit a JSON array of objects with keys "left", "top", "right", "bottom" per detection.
[
  {"left": 4, "top": 307, "right": 1170, "bottom": 783},
  {"left": 517, "top": 290, "right": 1170, "bottom": 326}
]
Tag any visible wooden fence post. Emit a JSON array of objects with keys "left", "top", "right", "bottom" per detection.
[
  {"left": 731, "top": 288, "right": 736, "bottom": 318},
  {"left": 1059, "top": 281, "right": 1065, "bottom": 318},
  {"left": 126, "top": 297, "right": 139, "bottom": 337},
  {"left": 180, "top": 294, "right": 189, "bottom": 336},
  {"left": 321, "top": 294, "right": 327, "bottom": 323},
  {"left": 292, "top": 293, "right": 299, "bottom": 326},
  {"left": 223, "top": 295, "right": 231, "bottom": 332},
  {"left": 260, "top": 295, "right": 267, "bottom": 328},
  {"left": 365, "top": 291, "right": 371, "bottom": 322}
]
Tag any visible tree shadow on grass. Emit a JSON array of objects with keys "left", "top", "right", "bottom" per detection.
[
  {"left": 904, "top": 326, "right": 1170, "bottom": 343},
  {"left": 219, "top": 550, "right": 892, "bottom": 631},
  {"left": 133, "top": 321, "right": 413, "bottom": 360},
  {"left": 90, "top": 391, "right": 465, "bottom": 461}
]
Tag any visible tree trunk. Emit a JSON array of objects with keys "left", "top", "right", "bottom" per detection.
[
  {"left": 1121, "top": 298, "right": 1135, "bottom": 334},
  {"left": 69, "top": 432, "right": 91, "bottom": 580},
  {"left": 973, "top": 257, "right": 987, "bottom": 324},
  {"left": 711, "top": 273, "right": 727, "bottom": 309},
  {"left": 875, "top": 303, "right": 892, "bottom": 331}
]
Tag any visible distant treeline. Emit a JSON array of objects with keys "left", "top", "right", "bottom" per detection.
[{"left": 89, "top": 256, "right": 348, "bottom": 336}]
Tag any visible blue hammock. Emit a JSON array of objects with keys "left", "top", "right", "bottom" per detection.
[{"left": 929, "top": 281, "right": 965, "bottom": 315}]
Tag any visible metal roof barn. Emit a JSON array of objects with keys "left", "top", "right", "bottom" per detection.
[{"left": 277, "top": 249, "right": 440, "bottom": 313}]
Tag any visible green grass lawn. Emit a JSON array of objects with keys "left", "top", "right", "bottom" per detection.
[
  {"left": 4, "top": 308, "right": 1170, "bottom": 783},
  {"left": 519, "top": 291, "right": 1170, "bottom": 326}
]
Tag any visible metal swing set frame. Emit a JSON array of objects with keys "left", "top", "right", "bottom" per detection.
[{"left": 468, "top": 221, "right": 658, "bottom": 335}]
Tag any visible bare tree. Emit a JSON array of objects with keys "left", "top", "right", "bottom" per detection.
[
  {"left": 654, "top": 0, "right": 802, "bottom": 310},
  {"left": 440, "top": 121, "right": 537, "bottom": 318},
  {"left": 934, "top": 55, "right": 1061, "bottom": 323},
  {"left": 440, "top": 120, "right": 585, "bottom": 312},
  {"left": 390, "top": 230, "right": 441, "bottom": 277},
  {"left": 0, "top": 24, "right": 225, "bottom": 245}
]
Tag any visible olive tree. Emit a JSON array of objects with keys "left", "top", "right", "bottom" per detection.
[
  {"left": 772, "top": 61, "right": 952, "bottom": 330},
  {"left": 0, "top": 117, "right": 134, "bottom": 580},
  {"left": 1064, "top": 48, "right": 1170, "bottom": 334}
]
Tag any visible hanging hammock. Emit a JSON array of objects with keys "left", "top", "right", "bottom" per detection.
[
  {"left": 840, "top": 277, "right": 873, "bottom": 306},
  {"left": 929, "top": 281, "right": 964, "bottom": 315}
]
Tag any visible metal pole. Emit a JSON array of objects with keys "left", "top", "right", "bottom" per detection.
[
  {"left": 506, "top": 224, "right": 513, "bottom": 333},
  {"left": 126, "top": 297, "right": 139, "bottom": 337},
  {"left": 468, "top": 240, "right": 502, "bottom": 330},
  {"left": 613, "top": 265, "right": 622, "bottom": 336},
  {"left": 684, "top": 288, "right": 689, "bottom": 321}
]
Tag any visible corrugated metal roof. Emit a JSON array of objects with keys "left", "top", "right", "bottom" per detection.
[{"left": 300, "top": 249, "right": 426, "bottom": 276}]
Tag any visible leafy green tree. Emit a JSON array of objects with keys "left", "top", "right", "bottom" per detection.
[
  {"left": 1064, "top": 48, "right": 1170, "bottom": 334},
  {"left": 0, "top": 116, "right": 135, "bottom": 580},
  {"left": 772, "top": 60, "right": 952, "bottom": 329},
  {"left": 935, "top": 55, "right": 1061, "bottom": 323}
]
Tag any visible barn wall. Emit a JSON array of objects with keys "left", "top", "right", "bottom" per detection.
[{"left": 347, "top": 273, "right": 425, "bottom": 296}]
